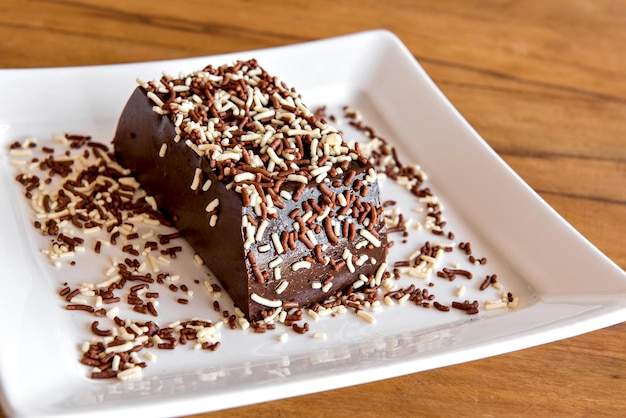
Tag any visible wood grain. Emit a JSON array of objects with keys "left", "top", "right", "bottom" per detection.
[{"left": 1, "top": 0, "right": 625, "bottom": 417}]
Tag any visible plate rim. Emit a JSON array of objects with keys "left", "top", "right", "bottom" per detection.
[{"left": 1, "top": 29, "right": 625, "bottom": 418}]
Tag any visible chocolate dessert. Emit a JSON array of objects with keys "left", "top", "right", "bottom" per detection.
[{"left": 113, "top": 59, "right": 388, "bottom": 320}]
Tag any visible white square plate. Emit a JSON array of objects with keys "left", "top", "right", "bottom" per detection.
[{"left": 1, "top": 30, "right": 625, "bottom": 418}]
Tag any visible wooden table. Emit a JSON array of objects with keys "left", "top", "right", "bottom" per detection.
[{"left": 2, "top": 0, "right": 625, "bottom": 416}]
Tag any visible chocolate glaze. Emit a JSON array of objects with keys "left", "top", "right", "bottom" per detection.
[{"left": 113, "top": 87, "right": 387, "bottom": 320}]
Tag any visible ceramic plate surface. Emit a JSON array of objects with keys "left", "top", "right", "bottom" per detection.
[{"left": 1, "top": 30, "right": 625, "bottom": 418}]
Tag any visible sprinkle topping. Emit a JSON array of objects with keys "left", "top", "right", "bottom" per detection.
[{"left": 139, "top": 59, "right": 366, "bottom": 206}]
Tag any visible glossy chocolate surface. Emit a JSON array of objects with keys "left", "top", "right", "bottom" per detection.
[{"left": 114, "top": 86, "right": 387, "bottom": 320}]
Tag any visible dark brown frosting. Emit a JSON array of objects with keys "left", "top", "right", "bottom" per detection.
[{"left": 113, "top": 81, "right": 387, "bottom": 321}]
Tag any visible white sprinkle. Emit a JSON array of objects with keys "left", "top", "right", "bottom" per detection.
[
  {"left": 243, "top": 221, "right": 255, "bottom": 249},
  {"left": 258, "top": 244, "right": 271, "bottom": 253},
  {"left": 455, "top": 285, "right": 466, "bottom": 298},
  {"left": 9, "top": 148, "right": 32, "bottom": 157},
  {"left": 352, "top": 280, "right": 367, "bottom": 289},
  {"left": 105, "top": 341, "right": 134, "bottom": 354},
  {"left": 345, "top": 255, "right": 355, "bottom": 273},
  {"left": 484, "top": 300, "right": 508, "bottom": 310},
  {"left": 147, "top": 91, "right": 164, "bottom": 107},
  {"left": 333, "top": 305, "right": 348, "bottom": 315},
  {"left": 237, "top": 317, "right": 250, "bottom": 330},
  {"left": 402, "top": 265, "right": 433, "bottom": 280},
  {"left": 418, "top": 195, "right": 439, "bottom": 205},
  {"left": 337, "top": 193, "right": 348, "bottom": 207},
  {"left": 278, "top": 310, "right": 287, "bottom": 323},
  {"left": 408, "top": 249, "right": 422, "bottom": 261},
  {"left": 145, "top": 196, "right": 158, "bottom": 211},
  {"left": 130, "top": 323, "right": 144, "bottom": 336},
  {"left": 312, "top": 332, "right": 327, "bottom": 340},
  {"left": 271, "top": 232, "right": 284, "bottom": 254},
  {"left": 275, "top": 280, "right": 288, "bottom": 294},
  {"left": 309, "top": 165, "right": 331, "bottom": 177},
  {"left": 190, "top": 168, "right": 202, "bottom": 190},
  {"left": 69, "top": 296, "right": 87, "bottom": 304},
  {"left": 253, "top": 109, "right": 275, "bottom": 120},
  {"left": 277, "top": 333, "right": 288, "bottom": 343},
  {"left": 184, "top": 139, "right": 204, "bottom": 157},
  {"left": 266, "top": 147, "right": 283, "bottom": 165},
  {"left": 333, "top": 219, "right": 341, "bottom": 238},
  {"left": 374, "top": 262, "right": 387, "bottom": 286},
  {"left": 359, "top": 229, "right": 382, "bottom": 247},
  {"left": 202, "top": 179, "right": 212, "bottom": 191},
  {"left": 263, "top": 307, "right": 282, "bottom": 324},
  {"left": 147, "top": 253, "right": 159, "bottom": 273},
  {"left": 434, "top": 242, "right": 455, "bottom": 250},
  {"left": 118, "top": 177, "right": 139, "bottom": 188},
  {"left": 317, "top": 206, "right": 331, "bottom": 221},
  {"left": 46, "top": 208, "right": 70, "bottom": 219},
  {"left": 356, "top": 310, "right": 376, "bottom": 324},
  {"left": 287, "top": 128, "right": 313, "bottom": 136},
  {"left": 117, "top": 366, "right": 143, "bottom": 382},
  {"left": 205, "top": 198, "right": 219, "bottom": 212},
  {"left": 365, "top": 168, "right": 377, "bottom": 183},
  {"left": 141, "top": 230, "right": 155, "bottom": 240},
  {"left": 311, "top": 282, "right": 322, "bottom": 289},
  {"left": 291, "top": 260, "right": 312, "bottom": 271},
  {"left": 269, "top": 256, "right": 283, "bottom": 269},
  {"left": 321, "top": 282, "right": 333, "bottom": 293},
  {"left": 234, "top": 172, "right": 256, "bottom": 182},
  {"left": 217, "top": 150, "right": 242, "bottom": 162},
  {"left": 191, "top": 253, "right": 203, "bottom": 265},
  {"left": 301, "top": 211, "right": 313, "bottom": 223},
  {"left": 251, "top": 293, "right": 282, "bottom": 308},
  {"left": 111, "top": 355, "right": 121, "bottom": 372},
  {"left": 157, "top": 255, "right": 171, "bottom": 264},
  {"left": 106, "top": 306, "right": 120, "bottom": 319},
  {"left": 315, "top": 172, "right": 327, "bottom": 183},
  {"left": 279, "top": 190, "right": 292, "bottom": 200},
  {"left": 209, "top": 214, "right": 218, "bottom": 227},
  {"left": 305, "top": 230, "right": 318, "bottom": 246},
  {"left": 398, "top": 294, "right": 411, "bottom": 304},
  {"left": 159, "top": 143, "right": 167, "bottom": 157},
  {"left": 241, "top": 133, "right": 261, "bottom": 141},
  {"left": 22, "top": 137, "right": 38, "bottom": 148},
  {"left": 97, "top": 272, "right": 119, "bottom": 288},
  {"left": 255, "top": 220, "right": 269, "bottom": 241},
  {"left": 323, "top": 132, "right": 342, "bottom": 146},
  {"left": 167, "top": 320, "right": 181, "bottom": 328},
  {"left": 355, "top": 254, "right": 369, "bottom": 266},
  {"left": 119, "top": 224, "right": 136, "bottom": 236},
  {"left": 287, "top": 174, "right": 308, "bottom": 184}
]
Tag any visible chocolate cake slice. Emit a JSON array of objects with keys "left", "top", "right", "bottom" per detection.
[{"left": 113, "top": 59, "right": 388, "bottom": 320}]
